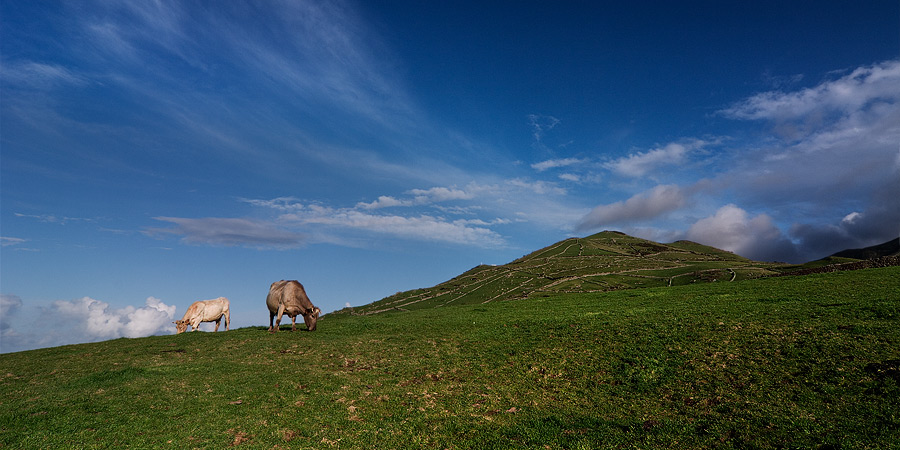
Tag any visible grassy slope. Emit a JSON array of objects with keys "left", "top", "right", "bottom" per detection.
[
  {"left": 345, "top": 231, "right": 784, "bottom": 315},
  {"left": 2, "top": 267, "right": 899, "bottom": 449}
]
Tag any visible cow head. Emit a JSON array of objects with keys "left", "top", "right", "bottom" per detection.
[
  {"left": 173, "top": 320, "right": 189, "bottom": 334},
  {"left": 303, "top": 307, "right": 321, "bottom": 331}
]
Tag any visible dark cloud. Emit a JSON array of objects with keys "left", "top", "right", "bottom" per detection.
[{"left": 791, "top": 187, "right": 900, "bottom": 260}]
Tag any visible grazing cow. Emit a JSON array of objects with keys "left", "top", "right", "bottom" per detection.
[
  {"left": 266, "top": 280, "right": 320, "bottom": 332},
  {"left": 174, "top": 297, "right": 230, "bottom": 334}
]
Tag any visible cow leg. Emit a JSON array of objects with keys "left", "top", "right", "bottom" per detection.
[
  {"left": 273, "top": 304, "right": 286, "bottom": 332},
  {"left": 214, "top": 319, "right": 220, "bottom": 332},
  {"left": 268, "top": 311, "right": 276, "bottom": 332},
  {"left": 291, "top": 315, "right": 297, "bottom": 332},
  {"left": 224, "top": 310, "right": 230, "bottom": 331}
]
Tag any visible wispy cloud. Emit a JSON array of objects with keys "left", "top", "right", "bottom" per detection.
[
  {"left": 298, "top": 209, "right": 506, "bottom": 247},
  {"left": 146, "top": 217, "right": 306, "bottom": 249},
  {"left": 720, "top": 59, "right": 900, "bottom": 122},
  {"left": 0, "top": 61, "right": 88, "bottom": 89},
  {"left": 19, "top": 0, "right": 422, "bottom": 183},
  {"left": 356, "top": 196, "right": 414, "bottom": 210},
  {"left": 357, "top": 186, "right": 476, "bottom": 210},
  {"left": 158, "top": 186, "right": 510, "bottom": 249},
  {"left": 506, "top": 179, "right": 566, "bottom": 196},
  {"left": 277, "top": 194, "right": 509, "bottom": 248},
  {"left": 1, "top": 237, "right": 27, "bottom": 247},
  {"left": 14, "top": 213, "right": 95, "bottom": 225},
  {"left": 191, "top": 177, "right": 587, "bottom": 249},
  {"left": 531, "top": 157, "right": 585, "bottom": 172},
  {"left": 577, "top": 184, "right": 688, "bottom": 231},
  {"left": 527, "top": 114, "right": 560, "bottom": 142},
  {"left": 604, "top": 139, "right": 712, "bottom": 178},
  {"left": 409, "top": 186, "right": 475, "bottom": 203}
]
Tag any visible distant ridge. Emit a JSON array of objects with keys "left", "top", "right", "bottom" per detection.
[
  {"left": 772, "top": 237, "right": 900, "bottom": 277},
  {"left": 831, "top": 238, "right": 899, "bottom": 260},
  {"left": 336, "top": 231, "right": 781, "bottom": 316}
]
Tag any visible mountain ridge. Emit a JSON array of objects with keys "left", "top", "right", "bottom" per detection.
[
  {"left": 831, "top": 237, "right": 899, "bottom": 260},
  {"left": 336, "top": 231, "right": 781, "bottom": 316},
  {"left": 336, "top": 232, "right": 900, "bottom": 316}
]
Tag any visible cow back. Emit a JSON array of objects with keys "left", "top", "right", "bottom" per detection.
[
  {"left": 267, "top": 280, "right": 315, "bottom": 315},
  {"left": 266, "top": 280, "right": 290, "bottom": 314},
  {"left": 282, "top": 280, "right": 314, "bottom": 312}
]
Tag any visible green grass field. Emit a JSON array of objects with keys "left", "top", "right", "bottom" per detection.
[{"left": 2, "top": 267, "right": 898, "bottom": 449}]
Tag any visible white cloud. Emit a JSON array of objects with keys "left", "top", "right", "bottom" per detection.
[
  {"left": 241, "top": 197, "right": 306, "bottom": 212},
  {"left": 49, "top": 296, "right": 177, "bottom": 340},
  {"left": 1, "top": 237, "right": 27, "bottom": 247},
  {"left": 409, "top": 186, "right": 474, "bottom": 203},
  {"left": 577, "top": 184, "right": 688, "bottom": 231},
  {"left": 842, "top": 212, "right": 862, "bottom": 225},
  {"left": 356, "top": 195, "right": 412, "bottom": 210},
  {"left": 300, "top": 210, "right": 506, "bottom": 247},
  {"left": 721, "top": 59, "right": 900, "bottom": 121},
  {"left": 128, "top": 297, "right": 179, "bottom": 337},
  {"left": 1, "top": 296, "right": 178, "bottom": 353},
  {"left": 233, "top": 179, "right": 584, "bottom": 248},
  {"left": 506, "top": 179, "right": 566, "bottom": 195},
  {"left": 358, "top": 186, "right": 475, "bottom": 210},
  {"left": 532, "top": 157, "right": 584, "bottom": 172},
  {"left": 0, "top": 294, "right": 23, "bottom": 335},
  {"left": 685, "top": 204, "right": 797, "bottom": 262},
  {"left": 164, "top": 185, "right": 512, "bottom": 249},
  {"left": 605, "top": 139, "right": 710, "bottom": 178}
]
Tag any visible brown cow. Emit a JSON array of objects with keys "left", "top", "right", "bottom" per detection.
[
  {"left": 266, "top": 280, "right": 320, "bottom": 332},
  {"left": 174, "top": 297, "right": 230, "bottom": 334}
]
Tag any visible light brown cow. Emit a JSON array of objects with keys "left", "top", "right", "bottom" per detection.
[
  {"left": 266, "top": 280, "right": 320, "bottom": 332},
  {"left": 174, "top": 297, "right": 230, "bottom": 334}
]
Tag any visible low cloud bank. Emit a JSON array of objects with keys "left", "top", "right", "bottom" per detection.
[{"left": 0, "top": 295, "right": 177, "bottom": 353}]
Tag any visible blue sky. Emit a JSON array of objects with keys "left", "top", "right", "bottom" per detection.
[{"left": 2, "top": 0, "right": 898, "bottom": 353}]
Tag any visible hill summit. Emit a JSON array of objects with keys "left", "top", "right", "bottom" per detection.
[{"left": 340, "top": 231, "right": 780, "bottom": 315}]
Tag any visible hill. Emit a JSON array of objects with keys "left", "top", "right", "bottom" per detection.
[
  {"left": 774, "top": 237, "right": 900, "bottom": 274},
  {"left": 832, "top": 237, "right": 900, "bottom": 260},
  {"left": 339, "top": 231, "right": 783, "bottom": 315},
  {"left": 2, "top": 267, "right": 898, "bottom": 449}
]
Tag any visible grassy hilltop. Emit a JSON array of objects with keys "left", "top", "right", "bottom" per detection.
[
  {"left": 2, "top": 265, "right": 899, "bottom": 449},
  {"left": 340, "top": 231, "right": 784, "bottom": 315}
]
